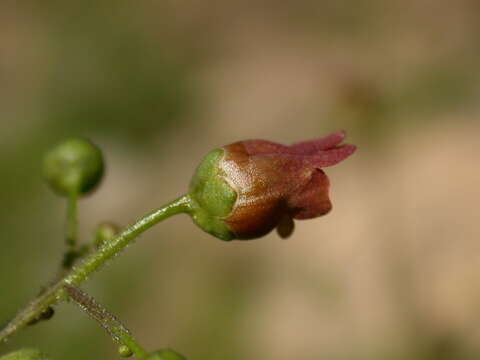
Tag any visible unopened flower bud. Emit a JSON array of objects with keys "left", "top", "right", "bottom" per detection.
[
  {"left": 43, "top": 138, "right": 104, "bottom": 197},
  {"left": 188, "top": 131, "right": 356, "bottom": 241},
  {"left": 118, "top": 345, "right": 133, "bottom": 358},
  {"left": 94, "top": 222, "right": 119, "bottom": 249}
]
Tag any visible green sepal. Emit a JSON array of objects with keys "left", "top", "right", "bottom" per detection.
[{"left": 188, "top": 149, "right": 237, "bottom": 240}]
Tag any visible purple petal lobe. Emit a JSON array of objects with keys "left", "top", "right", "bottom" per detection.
[
  {"left": 290, "top": 131, "right": 346, "bottom": 154},
  {"left": 289, "top": 169, "right": 332, "bottom": 219},
  {"left": 240, "top": 139, "right": 291, "bottom": 155},
  {"left": 302, "top": 144, "right": 356, "bottom": 168}
]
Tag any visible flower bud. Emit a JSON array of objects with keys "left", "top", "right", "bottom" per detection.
[
  {"left": 147, "top": 349, "right": 187, "bottom": 360},
  {"left": 94, "top": 222, "right": 119, "bottom": 249},
  {"left": 43, "top": 138, "right": 104, "bottom": 197},
  {"left": 118, "top": 345, "right": 133, "bottom": 358},
  {"left": 188, "top": 131, "right": 356, "bottom": 241},
  {"left": 0, "top": 349, "right": 48, "bottom": 360}
]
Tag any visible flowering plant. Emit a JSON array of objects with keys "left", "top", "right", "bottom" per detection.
[{"left": 0, "top": 133, "right": 355, "bottom": 360}]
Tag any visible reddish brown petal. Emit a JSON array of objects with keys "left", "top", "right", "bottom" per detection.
[
  {"left": 221, "top": 142, "right": 298, "bottom": 239},
  {"left": 301, "top": 144, "right": 356, "bottom": 168},
  {"left": 219, "top": 137, "right": 355, "bottom": 239},
  {"left": 290, "top": 131, "right": 346, "bottom": 154},
  {"left": 224, "top": 198, "right": 283, "bottom": 239},
  {"left": 239, "top": 139, "right": 291, "bottom": 155},
  {"left": 288, "top": 169, "right": 332, "bottom": 220}
]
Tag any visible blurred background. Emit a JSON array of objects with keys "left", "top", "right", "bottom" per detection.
[{"left": 1, "top": 1, "right": 479, "bottom": 359}]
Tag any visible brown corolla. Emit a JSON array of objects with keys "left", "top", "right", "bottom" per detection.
[{"left": 188, "top": 131, "right": 356, "bottom": 241}]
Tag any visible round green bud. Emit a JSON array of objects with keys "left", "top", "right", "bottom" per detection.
[
  {"left": 118, "top": 345, "right": 133, "bottom": 358},
  {"left": 43, "top": 138, "right": 104, "bottom": 197},
  {"left": 94, "top": 222, "right": 119, "bottom": 249},
  {"left": 188, "top": 149, "right": 237, "bottom": 241},
  {"left": 0, "top": 348, "right": 48, "bottom": 360},
  {"left": 147, "top": 349, "right": 187, "bottom": 360}
]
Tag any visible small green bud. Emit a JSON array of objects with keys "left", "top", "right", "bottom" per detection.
[
  {"left": 147, "top": 349, "right": 187, "bottom": 360},
  {"left": 43, "top": 138, "right": 104, "bottom": 197},
  {"left": 0, "top": 349, "right": 48, "bottom": 360},
  {"left": 118, "top": 345, "right": 133, "bottom": 358},
  {"left": 188, "top": 149, "right": 237, "bottom": 241},
  {"left": 94, "top": 222, "right": 119, "bottom": 249}
]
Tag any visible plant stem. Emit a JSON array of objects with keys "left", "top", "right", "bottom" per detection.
[
  {"left": 65, "top": 286, "right": 149, "bottom": 359},
  {"left": 0, "top": 194, "right": 192, "bottom": 344},
  {"left": 0, "top": 283, "right": 64, "bottom": 344},
  {"left": 66, "top": 193, "right": 78, "bottom": 248}
]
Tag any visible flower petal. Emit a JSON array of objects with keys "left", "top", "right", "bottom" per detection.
[
  {"left": 239, "top": 139, "right": 291, "bottom": 155},
  {"left": 290, "top": 131, "right": 346, "bottom": 154},
  {"left": 288, "top": 169, "right": 332, "bottom": 219},
  {"left": 302, "top": 144, "right": 356, "bottom": 168}
]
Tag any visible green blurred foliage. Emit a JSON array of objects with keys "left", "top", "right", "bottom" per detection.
[{"left": 0, "top": 349, "right": 48, "bottom": 360}]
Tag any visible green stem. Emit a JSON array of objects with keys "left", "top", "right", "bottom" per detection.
[
  {"left": 0, "top": 194, "right": 192, "bottom": 344},
  {"left": 66, "top": 193, "right": 78, "bottom": 248},
  {"left": 65, "top": 286, "right": 149, "bottom": 359},
  {"left": 64, "top": 194, "right": 191, "bottom": 286}
]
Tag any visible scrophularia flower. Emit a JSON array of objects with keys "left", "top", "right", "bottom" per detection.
[{"left": 188, "top": 131, "right": 356, "bottom": 241}]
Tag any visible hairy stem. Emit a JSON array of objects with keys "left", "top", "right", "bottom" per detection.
[
  {"left": 65, "top": 286, "right": 149, "bottom": 359},
  {"left": 0, "top": 194, "right": 192, "bottom": 344}
]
